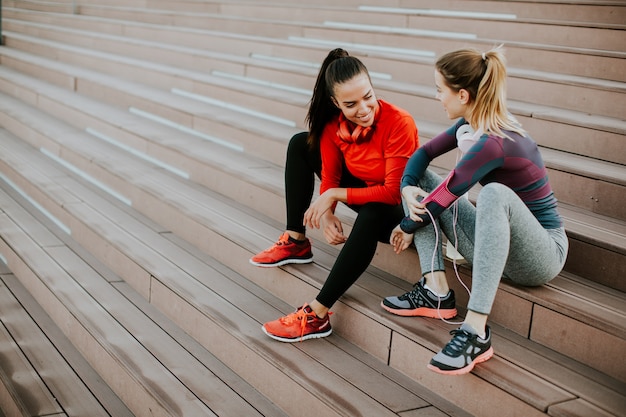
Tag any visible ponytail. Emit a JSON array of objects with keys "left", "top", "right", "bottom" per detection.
[
  {"left": 305, "top": 48, "right": 370, "bottom": 148},
  {"left": 436, "top": 45, "right": 524, "bottom": 138}
]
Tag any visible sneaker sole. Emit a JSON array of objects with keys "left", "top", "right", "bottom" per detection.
[
  {"left": 261, "top": 325, "right": 332, "bottom": 342},
  {"left": 380, "top": 301, "right": 457, "bottom": 319},
  {"left": 427, "top": 346, "right": 494, "bottom": 376},
  {"left": 249, "top": 257, "right": 313, "bottom": 268}
]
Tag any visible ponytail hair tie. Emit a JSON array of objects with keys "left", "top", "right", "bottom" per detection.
[{"left": 482, "top": 52, "right": 487, "bottom": 61}]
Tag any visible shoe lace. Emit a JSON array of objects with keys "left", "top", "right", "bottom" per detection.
[
  {"left": 279, "top": 308, "right": 316, "bottom": 340},
  {"left": 442, "top": 329, "right": 474, "bottom": 355},
  {"left": 261, "top": 233, "right": 291, "bottom": 253},
  {"left": 405, "top": 284, "right": 424, "bottom": 306},
  {"left": 272, "top": 233, "right": 291, "bottom": 247}
]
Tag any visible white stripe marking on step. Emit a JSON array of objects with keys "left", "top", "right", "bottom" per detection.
[
  {"left": 0, "top": 171, "right": 73, "bottom": 234},
  {"left": 86, "top": 128, "right": 190, "bottom": 179},
  {"left": 40, "top": 148, "right": 133, "bottom": 207}
]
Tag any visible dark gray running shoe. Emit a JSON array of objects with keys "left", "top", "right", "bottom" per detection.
[
  {"left": 428, "top": 323, "right": 494, "bottom": 375},
  {"left": 381, "top": 278, "right": 457, "bottom": 319}
]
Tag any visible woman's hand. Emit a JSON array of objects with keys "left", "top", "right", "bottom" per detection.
[
  {"left": 304, "top": 189, "right": 337, "bottom": 229},
  {"left": 304, "top": 189, "right": 348, "bottom": 245},
  {"left": 402, "top": 186, "right": 429, "bottom": 222},
  {"left": 321, "top": 212, "right": 347, "bottom": 245},
  {"left": 390, "top": 225, "right": 413, "bottom": 254}
]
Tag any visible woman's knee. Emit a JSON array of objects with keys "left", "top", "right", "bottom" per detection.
[
  {"left": 476, "top": 183, "right": 513, "bottom": 207},
  {"left": 354, "top": 202, "right": 388, "bottom": 223},
  {"left": 287, "top": 131, "right": 309, "bottom": 155}
]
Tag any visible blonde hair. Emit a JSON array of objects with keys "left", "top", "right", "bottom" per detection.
[{"left": 436, "top": 45, "right": 525, "bottom": 138}]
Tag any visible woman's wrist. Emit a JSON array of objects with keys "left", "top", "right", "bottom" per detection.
[{"left": 330, "top": 187, "right": 348, "bottom": 204}]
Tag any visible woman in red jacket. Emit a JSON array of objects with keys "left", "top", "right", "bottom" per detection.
[{"left": 250, "top": 48, "right": 420, "bottom": 342}]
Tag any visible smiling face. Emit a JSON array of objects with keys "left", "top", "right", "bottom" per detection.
[
  {"left": 332, "top": 73, "right": 379, "bottom": 127},
  {"left": 435, "top": 70, "right": 470, "bottom": 120}
]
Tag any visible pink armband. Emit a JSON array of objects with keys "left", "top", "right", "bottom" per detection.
[{"left": 422, "top": 174, "right": 458, "bottom": 208}]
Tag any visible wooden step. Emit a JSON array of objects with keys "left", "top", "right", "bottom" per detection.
[
  {"left": 0, "top": 184, "right": 284, "bottom": 417},
  {"left": 0, "top": 269, "right": 134, "bottom": 417},
  {"left": 0, "top": 160, "right": 298, "bottom": 417},
  {"left": 69, "top": 2, "right": 626, "bottom": 52},
  {"left": 7, "top": 0, "right": 626, "bottom": 29},
  {"left": 166, "top": 0, "right": 626, "bottom": 25},
  {"left": 3, "top": 12, "right": 625, "bottom": 167},
  {"left": 0, "top": 105, "right": 624, "bottom": 416},
  {"left": 0, "top": 55, "right": 624, "bottom": 285},
  {"left": 5, "top": 5, "right": 625, "bottom": 83},
  {"left": 0, "top": 129, "right": 470, "bottom": 417},
  {"left": 2, "top": 2, "right": 625, "bottom": 417},
  {"left": 2, "top": 85, "right": 620, "bottom": 380},
  {"left": 1, "top": 39, "right": 624, "bottom": 205},
  {"left": 4, "top": 18, "right": 626, "bottom": 143},
  {"left": 207, "top": 2, "right": 625, "bottom": 49}
]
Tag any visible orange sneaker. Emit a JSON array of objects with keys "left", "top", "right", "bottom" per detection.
[
  {"left": 250, "top": 232, "right": 313, "bottom": 267},
  {"left": 262, "top": 304, "right": 332, "bottom": 342}
]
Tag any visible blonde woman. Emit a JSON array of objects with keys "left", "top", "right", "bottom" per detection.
[{"left": 382, "top": 46, "right": 568, "bottom": 375}]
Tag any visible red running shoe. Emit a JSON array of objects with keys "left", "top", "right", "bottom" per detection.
[
  {"left": 250, "top": 232, "right": 313, "bottom": 267},
  {"left": 262, "top": 304, "right": 332, "bottom": 342}
]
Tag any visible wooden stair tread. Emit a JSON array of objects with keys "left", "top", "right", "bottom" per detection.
[
  {"left": 0, "top": 66, "right": 623, "bottom": 274},
  {"left": 0, "top": 167, "right": 290, "bottom": 417},
  {"left": 1, "top": 106, "right": 623, "bottom": 415},
  {"left": 0, "top": 279, "right": 67, "bottom": 417},
  {"left": 0, "top": 131, "right": 470, "bottom": 417},
  {"left": 58, "top": 2, "right": 626, "bottom": 53},
  {"left": 0, "top": 270, "right": 135, "bottom": 417},
  {"left": 5, "top": 7, "right": 625, "bottom": 164}
]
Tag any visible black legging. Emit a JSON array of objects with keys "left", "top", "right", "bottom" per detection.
[{"left": 285, "top": 132, "right": 405, "bottom": 308}]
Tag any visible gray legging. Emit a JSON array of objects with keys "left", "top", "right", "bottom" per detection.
[{"left": 411, "top": 169, "right": 569, "bottom": 315}]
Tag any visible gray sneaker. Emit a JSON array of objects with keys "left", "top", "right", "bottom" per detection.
[
  {"left": 428, "top": 323, "right": 494, "bottom": 375},
  {"left": 381, "top": 278, "right": 457, "bottom": 319}
]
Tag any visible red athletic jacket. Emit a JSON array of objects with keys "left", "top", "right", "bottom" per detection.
[{"left": 319, "top": 99, "right": 419, "bottom": 206}]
